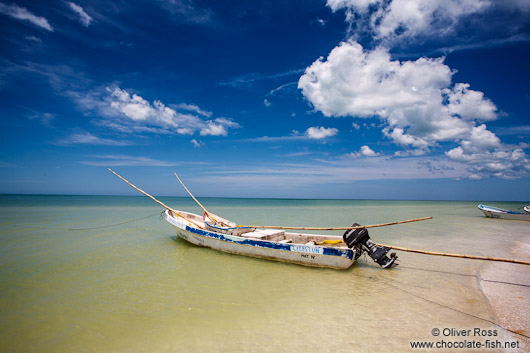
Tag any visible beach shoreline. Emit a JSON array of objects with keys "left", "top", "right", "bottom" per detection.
[{"left": 479, "top": 239, "right": 530, "bottom": 351}]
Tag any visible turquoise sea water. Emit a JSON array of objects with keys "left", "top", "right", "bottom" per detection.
[{"left": 0, "top": 195, "right": 529, "bottom": 352}]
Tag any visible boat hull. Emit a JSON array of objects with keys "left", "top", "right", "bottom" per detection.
[
  {"left": 165, "top": 210, "right": 356, "bottom": 269},
  {"left": 478, "top": 204, "right": 530, "bottom": 221}
]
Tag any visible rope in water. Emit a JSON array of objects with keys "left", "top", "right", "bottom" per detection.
[
  {"left": 68, "top": 212, "right": 162, "bottom": 231},
  {"left": 381, "top": 277, "right": 530, "bottom": 340}
]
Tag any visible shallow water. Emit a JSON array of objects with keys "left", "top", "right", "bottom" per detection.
[{"left": 0, "top": 195, "right": 528, "bottom": 352}]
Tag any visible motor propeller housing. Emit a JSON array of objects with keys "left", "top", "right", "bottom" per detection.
[{"left": 343, "top": 223, "right": 398, "bottom": 268}]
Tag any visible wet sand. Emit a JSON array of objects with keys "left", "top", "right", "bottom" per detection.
[{"left": 480, "top": 241, "right": 530, "bottom": 351}]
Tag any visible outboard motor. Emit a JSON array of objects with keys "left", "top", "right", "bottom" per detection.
[{"left": 343, "top": 223, "right": 398, "bottom": 268}]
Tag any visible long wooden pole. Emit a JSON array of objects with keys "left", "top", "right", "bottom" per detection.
[
  {"left": 108, "top": 168, "right": 176, "bottom": 213},
  {"left": 108, "top": 169, "right": 206, "bottom": 230},
  {"left": 174, "top": 173, "right": 218, "bottom": 223},
  {"left": 378, "top": 243, "right": 530, "bottom": 266},
  {"left": 240, "top": 216, "right": 432, "bottom": 231}
]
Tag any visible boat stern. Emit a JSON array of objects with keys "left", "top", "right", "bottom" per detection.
[{"left": 342, "top": 223, "right": 398, "bottom": 268}]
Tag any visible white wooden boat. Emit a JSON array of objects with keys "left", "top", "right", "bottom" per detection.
[
  {"left": 108, "top": 168, "right": 406, "bottom": 269},
  {"left": 478, "top": 204, "right": 530, "bottom": 221},
  {"left": 164, "top": 209, "right": 366, "bottom": 269}
]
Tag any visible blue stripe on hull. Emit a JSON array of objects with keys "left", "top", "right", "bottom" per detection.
[{"left": 185, "top": 225, "right": 355, "bottom": 261}]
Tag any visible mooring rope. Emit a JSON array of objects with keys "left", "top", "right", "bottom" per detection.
[
  {"left": 68, "top": 212, "right": 161, "bottom": 231},
  {"left": 383, "top": 278, "right": 530, "bottom": 340},
  {"left": 357, "top": 270, "right": 530, "bottom": 341}
]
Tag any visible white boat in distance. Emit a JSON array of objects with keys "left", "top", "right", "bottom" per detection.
[{"left": 478, "top": 204, "right": 530, "bottom": 221}]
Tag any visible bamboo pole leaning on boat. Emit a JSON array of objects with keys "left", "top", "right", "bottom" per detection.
[
  {"left": 108, "top": 168, "right": 205, "bottom": 230},
  {"left": 108, "top": 168, "right": 175, "bottom": 212},
  {"left": 378, "top": 243, "right": 530, "bottom": 266},
  {"left": 174, "top": 172, "right": 219, "bottom": 224},
  {"left": 239, "top": 217, "right": 433, "bottom": 231}
]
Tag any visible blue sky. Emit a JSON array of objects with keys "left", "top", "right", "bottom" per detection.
[{"left": 1, "top": 0, "right": 529, "bottom": 200}]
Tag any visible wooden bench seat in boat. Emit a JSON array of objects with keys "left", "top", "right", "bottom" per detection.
[{"left": 243, "top": 229, "right": 285, "bottom": 240}]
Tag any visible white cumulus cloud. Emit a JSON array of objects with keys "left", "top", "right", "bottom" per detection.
[
  {"left": 305, "top": 126, "right": 339, "bottom": 139},
  {"left": 299, "top": 41, "right": 453, "bottom": 118},
  {"left": 445, "top": 124, "right": 529, "bottom": 179},
  {"left": 374, "top": 0, "right": 489, "bottom": 41},
  {"left": 325, "top": 0, "right": 530, "bottom": 47},
  {"left": 349, "top": 145, "right": 380, "bottom": 158},
  {"left": 190, "top": 139, "right": 203, "bottom": 147},
  {"left": 444, "top": 83, "right": 497, "bottom": 121},
  {"left": 298, "top": 41, "right": 497, "bottom": 148},
  {"left": 107, "top": 87, "right": 240, "bottom": 136},
  {"left": 446, "top": 146, "right": 530, "bottom": 179},
  {"left": 299, "top": 40, "right": 528, "bottom": 179}
]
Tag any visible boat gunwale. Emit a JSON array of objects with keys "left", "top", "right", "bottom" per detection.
[{"left": 165, "top": 209, "right": 355, "bottom": 261}]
